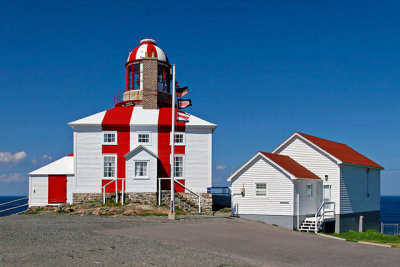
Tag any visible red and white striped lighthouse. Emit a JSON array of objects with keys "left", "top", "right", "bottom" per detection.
[{"left": 28, "top": 38, "right": 217, "bottom": 212}]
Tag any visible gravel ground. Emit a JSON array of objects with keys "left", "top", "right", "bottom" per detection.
[
  {"left": 1, "top": 213, "right": 400, "bottom": 266},
  {"left": 0, "top": 213, "right": 244, "bottom": 267}
]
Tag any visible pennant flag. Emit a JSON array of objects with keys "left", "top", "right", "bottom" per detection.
[
  {"left": 177, "top": 99, "right": 192, "bottom": 109},
  {"left": 177, "top": 110, "right": 190, "bottom": 122},
  {"left": 176, "top": 86, "right": 189, "bottom": 98}
]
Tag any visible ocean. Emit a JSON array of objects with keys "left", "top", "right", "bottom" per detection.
[
  {"left": 1, "top": 195, "right": 400, "bottom": 222},
  {"left": 0, "top": 196, "right": 29, "bottom": 217}
]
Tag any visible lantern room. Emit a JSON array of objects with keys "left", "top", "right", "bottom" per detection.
[{"left": 115, "top": 38, "right": 172, "bottom": 109}]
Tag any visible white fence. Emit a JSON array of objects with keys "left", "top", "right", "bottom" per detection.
[{"left": 381, "top": 222, "right": 400, "bottom": 236}]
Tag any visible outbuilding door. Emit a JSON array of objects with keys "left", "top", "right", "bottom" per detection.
[{"left": 48, "top": 175, "right": 67, "bottom": 203}]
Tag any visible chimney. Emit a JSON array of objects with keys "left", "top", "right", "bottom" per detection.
[{"left": 142, "top": 58, "right": 158, "bottom": 109}]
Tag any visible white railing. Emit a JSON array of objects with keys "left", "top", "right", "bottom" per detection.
[
  {"left": 314, "top": 201, "right": 335, "bottom": 233},
  {"left": 102, "top": 178, "right": 125, "bottom": 205},
  {"left": 0, "top": 197, "right": 29, "bottom": 215},
  {"left": 158, "top": 178, "right": 205, "bottom": 214}
]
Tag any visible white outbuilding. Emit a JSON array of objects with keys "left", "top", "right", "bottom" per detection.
[{"left": 228, "top": 132, "right": 383, "bottom": 233}]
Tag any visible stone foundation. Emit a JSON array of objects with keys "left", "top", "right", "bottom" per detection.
[
  {"left": 72, "top": 191, "right": 212, "bottom": 214},
  {"left": 125, "top": 192, "right": 158, "bottom": 205},
  {"left": 73, "top": 193, "right": 103, "bottom": 204},
  {"left": 161, "top": 191, "right": 212, "bottom": 214}
]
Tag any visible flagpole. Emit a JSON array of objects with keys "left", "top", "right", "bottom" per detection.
[{"left": 169, "top": 64, "right": 176, "bottom": 220}]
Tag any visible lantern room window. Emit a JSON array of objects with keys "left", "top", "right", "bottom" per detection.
[
  {"left": 157, "top": 65, "right": 170, "bottom": 93},
  {"left": 127, "top": 63, "right": 140, "bottom": 90}
]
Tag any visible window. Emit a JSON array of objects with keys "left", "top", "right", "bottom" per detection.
[
  {"left": 255, "top": 183, "right": 267, "bottom": 196},
  {"left": 135, "top": 161, "right": 148, "bottom": 178},
  {"left": 137, "top": 133, "right": 151, "bottom": 145},
  {"left": 103, "top": 155, "right": 116, "bottom": 178},
  {"left": 172, "top": 132, "right": 185, "bottom": 145},
  {"left": 307, "top": 183, "right": 313, "bottom": 197},
  {"left": 103, "top": 131, "right": 117, "bottom": 145},
  {"left": 174, "top": 156, "right": 184, "bottom": 178}
]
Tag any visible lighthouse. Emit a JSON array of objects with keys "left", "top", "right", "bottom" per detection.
[{"left": 28, "top": 38, "right": 217, "bottom": 213}]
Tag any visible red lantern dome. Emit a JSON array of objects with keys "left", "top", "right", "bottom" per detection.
[{"left": 126, "top": 38, "right": 169, "bottom": 64}]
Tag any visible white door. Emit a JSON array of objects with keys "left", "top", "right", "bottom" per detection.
[{"left": 323, "top": 185, "right": 333, "bottom": 212}]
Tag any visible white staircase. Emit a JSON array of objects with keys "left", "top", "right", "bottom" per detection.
[
  {"left": 299, "top": 216, "right": 322, "bottom": 232},
  {"left": 299, "top": 201, "right": 335, "bottom": 233}
]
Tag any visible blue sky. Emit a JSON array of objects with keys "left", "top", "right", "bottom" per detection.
[{"left": 0, "top": 1, "right": 399, "bottom": 195}]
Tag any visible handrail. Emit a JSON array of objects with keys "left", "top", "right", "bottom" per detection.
[
  {"left": 314, "top": 201, "right": 335, "bottom": 233},
  {"left": 102, "top": 178, "right": 125, "bottom": 205},
  {"left": 0, "top": 203, "right": 28, "bottom": 214},
  {"left": 0, "top": 197, "right": 28, "bottom": 207},
  {"left": 158, "top": 178, "right": 204, "bottom": 213}
]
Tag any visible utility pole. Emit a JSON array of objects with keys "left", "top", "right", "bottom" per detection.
[{"left": 168, "top": 64, "right": 176, "bottom": 220}]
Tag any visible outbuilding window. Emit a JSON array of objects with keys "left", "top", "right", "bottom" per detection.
[
  {"left": 103, "top": 131, "right": 117, "bottom": 145},
  {"left": 134, "top": 161, "right": 148, "bottom": 178},
  {"left": 103, "top": 155, "right": 117, "bottom": 178},
  {"left": 255, "top": 183, "right": 267, "bottom": 196},
  {"left": 307, "top": 183, "right": 313, "bottom": 197}
]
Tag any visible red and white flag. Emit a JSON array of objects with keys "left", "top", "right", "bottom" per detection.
[
  {"left": 177, "top": 110, "right": 190, "bottom": 122},
  {"left": 176, "top": 86, "right": 189, "bottom": 98},
  {"left": 177, "top": 99, "right": 192, "bottom": 109}
]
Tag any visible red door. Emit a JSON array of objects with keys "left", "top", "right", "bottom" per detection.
[{"left": 48, "top": 175, "right": 67, "bottom": 203}]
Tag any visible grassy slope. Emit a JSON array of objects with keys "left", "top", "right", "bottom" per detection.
[{"left": 328, "top": 230, "right": 400, "bottom": 247}]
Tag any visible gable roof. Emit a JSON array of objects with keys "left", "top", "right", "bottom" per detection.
[
  {"left": 29, "top": 154, "right": 74, "bottom": 176},
  {"left": 124, "top": 145, "right": 158, "bottom": 159},
  {"left": 227, "top": 152, "right": 320, "bottom": 182},
  {"left": 296, "top": 132, "right": 383, "bottom": 169},
  {"left": 260, "top": 152, "right": 320, "bottom": 179},
  {"left": 68, "top": 106, "right": 217, "bottom": 130}
]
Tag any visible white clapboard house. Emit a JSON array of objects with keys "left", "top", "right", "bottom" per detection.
[
  {"left": 29, "top": 38, "right": 217, "bottom": 208},
  {"left": 228, "top": 132, "right": 383, "bottom": 233}
]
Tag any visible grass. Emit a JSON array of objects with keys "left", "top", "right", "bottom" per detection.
[
  {"left": 327, "top": 230, "right": 400, "bottom": 247},
  {"left": 217, "top": 208, "right": 231, "bottom": 213},
  {"left": 21, "top": 208, "right": 42, "bottom": 214}
]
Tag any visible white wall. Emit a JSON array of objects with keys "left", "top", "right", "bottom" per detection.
[
  {"left": 276, "top": 136, "right": 340, "bottom": 214},
  {"left": 294, "top": 179, "right": 322, "bottom": 215},
  {"left": 130, "top": 126, "right": 158, "bottom": 155},
  {"left": 125, "top": 149, "right": 157, "bottom": 192},
  {"left": 231, "top": 156, "right": 294, "bottom": 216},
  {"left": 340, "top": 165, "right": 380, "bottom": 214},
  {"left": 74, "top": 127, "right": 103, "bottom": 193},
  {"left": 185, "top": 128, "right": 212, "bottom": 193},
  {"left": 67, "top": 175, "right": 75, "bottom": 204},
  {"left": 29, "top": 176, "right": 48, "bottom": 206}
]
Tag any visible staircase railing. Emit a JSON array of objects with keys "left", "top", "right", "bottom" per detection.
[
  {"left": 0, "top": 197, "right": 29, "bottom": 216},
  {"left": 102, "top": 178, "right": 125, "bottom": 205},
  {"left": 158, "top": 178, "right": 205, "bottom": 214},
  {"left": 314, "top": 201, "right": 335, "bottom": 233}
]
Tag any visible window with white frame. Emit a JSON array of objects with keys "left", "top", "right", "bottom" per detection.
[
  {"left": 255, "top": 183, "right": 267, "bottom": 196},
  {"left": 174, "top": 156, "right": 184, "bottom": 178},
  {"left": 137, "top": 133, "right": 150, "bottom": 145},
  {"left": 134, "top": 161, "right": 148, "bottom": 178},
  {"left": 103, "top": 131, "right": 117, "bottom": 145},
  {"left": 307, "top": 183, "right": 313, "bottom": 197},
  {"left": 173, "top": 133, "right": 185, "bottom": 145},
  {"left": 103, "top": 155, "right": 116, "bottom": 178}
]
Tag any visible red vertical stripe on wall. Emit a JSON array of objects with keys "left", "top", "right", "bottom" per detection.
[
  {"left": 157, "top": 107, "right": 186, "bottom": 192},
  {"left": 101, "top": 106, "right": 134, "bottom": 191}
]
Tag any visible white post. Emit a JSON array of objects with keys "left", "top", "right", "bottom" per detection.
[
  {"left": 198, "top": 197, "right": 201, "bottom": 214},
  {"left": 158, "top": 178, "right": 161, "bottom": 206},
  {"left": 122, "top": 179, "right": 124, "bottom": 205},
  {"left": 115, "top": 179, "right": 118, "bottom": 204},
  {"left": 169, "top": 64, "right": 176, "bottom": 220},
  {"left": 103, "top": 187, "right": 105, "bottom": 204}
]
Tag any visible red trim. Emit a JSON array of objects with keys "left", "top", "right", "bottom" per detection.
[
  {"left": 101, "top": 107, "right": 134, "bottom": 191},
  {"left": 48, "top": 175, "right": 67, "bottom": 203},
  {"left": 158, "top": 107, "right": 186, "bottom": 190},
  {"left": 67, "top": 153, "right": 73, "bottom": 157}
]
